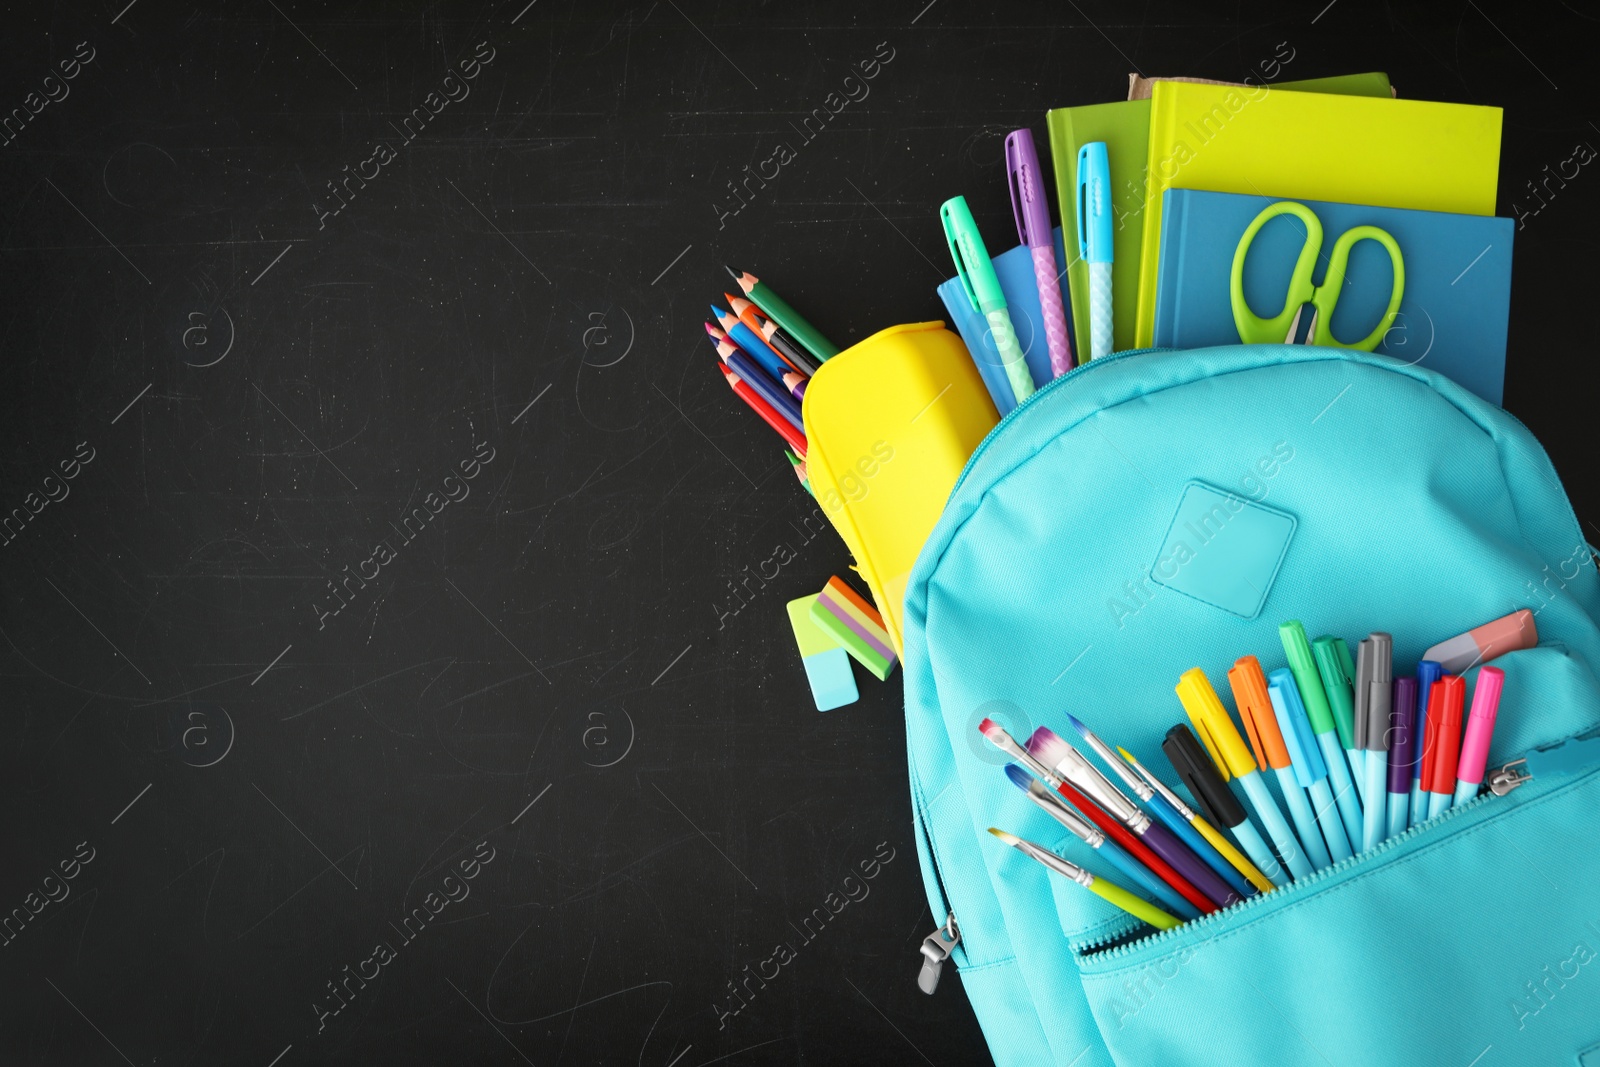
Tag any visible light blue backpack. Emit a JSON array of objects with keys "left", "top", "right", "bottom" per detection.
[{"left": 901, "top": 344, "right": 1600, "bottom": 1067}]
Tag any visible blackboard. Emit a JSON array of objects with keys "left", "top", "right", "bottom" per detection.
[{"left": 2, "top": 2, "right": 1596, "bottom": 1064}]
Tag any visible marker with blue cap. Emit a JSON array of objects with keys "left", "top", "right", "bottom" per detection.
[
  {"left": 1232, "top": 656, "right": 1331, "bottom": 872},
  {"left": 1412, "top": 660, "right": 1443, "bottom": 828},
  {"left": 1281, "top": 621, "right": 1364, "bottom": 850},
  {"left": 1267, "top": 668, "right": 1353, "bottom": 863}
]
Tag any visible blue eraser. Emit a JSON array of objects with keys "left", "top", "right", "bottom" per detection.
[{"left": 802, "top": 648, "right": 858, "bottom": 711}]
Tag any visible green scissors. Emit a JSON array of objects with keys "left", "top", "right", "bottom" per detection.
[{"left": 1230, "top": 201, "right": 1405, "bottom": 352}]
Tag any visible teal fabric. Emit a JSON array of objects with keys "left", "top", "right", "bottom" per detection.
[{"left": 901, "top": 345, "right": 1600, "bottom": 1066}]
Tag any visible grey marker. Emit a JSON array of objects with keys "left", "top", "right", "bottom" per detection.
[{"left": 1362, "top": 632, "right": 1393, "bottom": 752}]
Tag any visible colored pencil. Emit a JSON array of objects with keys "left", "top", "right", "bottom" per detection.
[
  {"left": 756, "top": 313, "right": 820, "bottom": 376},
  {"left": 726, "top": 266, "right": 840, "bottom": 362},
  {"left": 713, "top": 307, "right": 792, "bottom": 383},
  {"left": 720, "top": 365, "right": 807, "bottom": 456},
  {"left": 727, "top": 293, "right": 811, "bottom": 378},
  {"left": 785, "top": 450, "right": 812, "bottom": 495},
  {"left": 782, "top": 371, "right": 807, "bottom": 401},
  {"left": 716, "top": 339, "right": 804, "bottom": 431}
]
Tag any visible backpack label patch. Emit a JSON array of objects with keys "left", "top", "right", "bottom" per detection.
[{"left": 1148, "top": 481, "right": 1296, "bottom": 619}]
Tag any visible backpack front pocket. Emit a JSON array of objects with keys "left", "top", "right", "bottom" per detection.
[{"left": 1072, "top": 645, "right": 1600, "bottom": 1067}]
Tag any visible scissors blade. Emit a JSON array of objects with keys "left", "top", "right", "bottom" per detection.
[
  {"left": 1283, "top": 305, "right": 1304, "bottom": 345},
  {"left": 1302, "top": 309, "right": 1319, "bottom": 346}
]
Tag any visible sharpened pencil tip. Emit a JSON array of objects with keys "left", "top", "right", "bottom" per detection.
[{"left": 724, "top": 264, "right": 740, "bottom": 281}]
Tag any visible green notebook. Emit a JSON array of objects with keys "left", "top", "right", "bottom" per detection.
[{"left": 1045, "top": 72, "right": 1393, "bottom": 358}]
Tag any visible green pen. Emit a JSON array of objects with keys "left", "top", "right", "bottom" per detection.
[
  {"left": 1280, "top": 621, "right": 1364, "bottom": 848},
  {"left": 939, "top": 195, "right": 1035, "bottom": 408}
]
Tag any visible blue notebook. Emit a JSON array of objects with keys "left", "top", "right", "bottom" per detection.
[
  {"left": 1154, "top": 189, "right": 1513, "bottom": 405},
  {"left": 937, "top": 227, "right": 1075, "bottom": 417}
]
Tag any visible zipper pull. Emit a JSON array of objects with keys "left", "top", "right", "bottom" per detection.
[
  {"left": 1488, "top": 733, "right": 1600, "bottom": 796},
  {"left": 916, "top": 912, "right": 960, "bottom": 994}
]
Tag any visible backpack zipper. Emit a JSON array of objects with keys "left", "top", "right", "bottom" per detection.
[
  {"left": 1075, "top": 733, "right": 1600, "bottom": 963},
  {"left": 908, "top": 755, "right": 962, "bottom": 993},
  {"left": 916, "top": 911, "right": 961, "bottom": 993}
]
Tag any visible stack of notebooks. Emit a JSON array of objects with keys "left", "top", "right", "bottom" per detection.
[{"left": 937, "top": 72, "right": 1512, "bottom": 407}]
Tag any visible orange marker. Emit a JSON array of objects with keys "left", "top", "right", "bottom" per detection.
[{"left": 1230, "top": 655, "right": 1333, "bottom": 870}]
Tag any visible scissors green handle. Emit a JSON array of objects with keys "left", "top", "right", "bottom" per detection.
[{"left": 1230, "top": 201, "right": 1405, "bottom": 352}]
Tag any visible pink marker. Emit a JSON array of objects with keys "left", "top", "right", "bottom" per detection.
[
  {"left": 1422, "top": 609, "right": 1537, "bottom": 673},
  {"left": 1454, "top": 666, "right": 1506, "bottom": 806}
]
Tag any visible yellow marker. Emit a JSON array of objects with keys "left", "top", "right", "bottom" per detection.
[{"left": 1176, "top": 668, "right": 1313, "bottom": 881}]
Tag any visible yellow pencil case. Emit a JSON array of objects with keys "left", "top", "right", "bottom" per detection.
[{"left": 802, "top": 321, "right": 999, "bottom": 655}]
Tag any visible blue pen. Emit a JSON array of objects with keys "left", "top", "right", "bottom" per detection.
[
  {"left": 1412, "top": 661, "right": 1442, "bottom": 828},
  {"left": 1066, "top": 714, "right": 1255, "bottom": 900},
  {"left": 1076, "top": 142, "right": 1114, "bottom": 359},
  {"left": 1004, "top": 766, "right": 1201, "bottom": 921},
  {"left": 1267, "top": 668, "right": 1353, "bottom": 863}
]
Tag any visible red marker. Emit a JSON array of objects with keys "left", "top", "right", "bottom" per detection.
[{"left": 1422, "top": 675, "right": 1466, "bottom": 819}]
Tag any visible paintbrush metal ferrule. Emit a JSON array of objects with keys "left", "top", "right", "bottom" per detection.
[
  {"left": 1073, "top": 720, "right": 1157, "bottom": 802},
  {"left": 1012, "top": 835, "right": 1093, "bottom": 887},
  {"left": 1055, "top": 745, "right": 1147, "bottom": 829},
  {"left": 1024, "top": 780, "right": 1105, "bottom": 847},
  {"left": 1122, "top": 749, "right": 1198, "bottom": 820}
]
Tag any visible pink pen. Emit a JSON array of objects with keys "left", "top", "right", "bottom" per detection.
[
  {"left": 1004, "top": 128, "right": 1074, "bottom": 378},
  {"left": 1454, "top": 666, "right": 1506, "bottom": 806}
]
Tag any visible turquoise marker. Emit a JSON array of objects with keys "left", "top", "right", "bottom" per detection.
[
  {"left": 1267, "top": 669, "right": 1352, "bottom": 864},
  {"left": 940, "top": 195, "right": 1034, "bottom": 407},
  {"left": 1281, "top": 621, "right": 1364, "bottom": 850}
]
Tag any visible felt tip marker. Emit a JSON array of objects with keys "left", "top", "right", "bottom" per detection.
[
  {"left": 1454, "top": 666, "right": 1506, "bottom": 806},
  {"left": 1411, "top": 661, "right": 1443, "bottom": 828},
  {"left": 1422, "top": 609, "right": 1537, "bottom": 674},
  {"left": 1176, "top": 669, "right": 1312, "bottom": 881},
  {"left": 1312, "top": 635, "right": 1361, "bottom": 776},
  {"left": 1163, "top": 723, "right": 1287, "bottom": 887},
  {"left": 1229, "top": 656, "right": 1331, "bottom": 872},
  {"left": 1355, "top": 633, "right": 1393, "bottom": 851},
  {"left": 1387, "top": 677, "right": 1418, "bottom": 840},
  {"left": 1281, "top": 621, "right": 1364, "bottom": 850},
  {"left": 1267, "top": 668, "right": 1353, "bottom": 864},
  {"left": 1423, "top": 675, "right": 1467, "bottom": 820}
]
